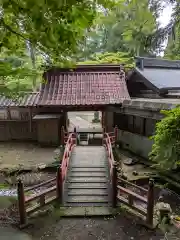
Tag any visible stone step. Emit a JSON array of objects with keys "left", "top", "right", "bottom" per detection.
[
  {"left": 67, "top": 183, "right": 108, "bottom": 189},
  {"left": 62, "top": 207, "right": 112, "bottom": 216},
  {"left": 67, "top": 196, "right": 109, "bottom": 202},
  {"left": 67, "top": 188, "right": 108, "bottom": 195},
  {"left": 67, "top": 177, "right": 108, "bottom": 182},
  {"left": 71, "top": 167, "right": 106, "bottom": 172},
  {"left": 69, "top": 172, "right": 107, "bottom": 177},
  {"left": 68, "top": 179, "right": 108, "bottom": 183},
  {"left": 65, "top": 202, "right": 110, "bottom": 207},
  {"left": 70, "top": 165, "right": 108, "bottom": 168}
]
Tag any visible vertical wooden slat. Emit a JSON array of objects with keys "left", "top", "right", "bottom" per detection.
[
  {"left": 114, "top": 125, "right": 118, "bottom": 142},
  {"left": 61, "top": 126, "right": 65, "bottom": 146},
  {"left": 17, "top": 180, "right": 27, "bottom": 226},
  {"left": 146, "top": 179, "right": 154, "bottom": 226},
  {"left": 7, "top": 107, "right": 11, "bottom": 120},
  {"left": 29, "top": 107, "right": 32, "bottom": 133},
  {"left": 128, "top": 194, "right": 133, "bottom": 206},
  {"left": 39, "top": 195, "right": 45, "bottom": 206}
]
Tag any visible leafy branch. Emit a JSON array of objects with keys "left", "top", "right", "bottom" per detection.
[{"left": 149, "top": 106, "right": 180, "bottom": 171}]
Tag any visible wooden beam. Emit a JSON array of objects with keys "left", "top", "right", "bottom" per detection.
[{"left": 108, "top": 106, "right": 164, "bottom": 120}]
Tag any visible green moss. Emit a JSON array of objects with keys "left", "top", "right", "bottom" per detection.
[
  {"left": 0, "top": 183, "right": 10, "bottom": 189},
  {"left": 0, "top": 196, "right": 17, "bottom": 209}
]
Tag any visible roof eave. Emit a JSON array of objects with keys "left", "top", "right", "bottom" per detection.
[{"left": 132, "top": 67, "right": 160, "bottom": 94}]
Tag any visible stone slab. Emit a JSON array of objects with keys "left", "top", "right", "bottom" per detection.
[
  {"left": 62, "top": 206, "right": 112, "bottom": 216},
  {"left": 68, "top": 179, "right": 107, "bottom": 183},
  {"left": 67, "top": 183, "right": 108, "bottom": 189},
  {"left": 71, "top": 167, "right": 106, "bottom": 172},
  {"left": 67, "top": 188, "right": 108, "bottom": 195},
  {"left": 70, "top": 172, "right": 106, "bottom": 177},
  {"left": 67, "top": 195, "right": 109, "bottom": 202}
]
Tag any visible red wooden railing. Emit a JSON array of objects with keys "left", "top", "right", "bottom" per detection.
[
  {"left": 103, "top": 126, "right": 118, "bottom": 176},
  {"left": 61, "top": 132, "right": 76, "bottom": 182},
  {"left": 116, "top": 177, "right": 155, "bottom": 227},
  {"left": 103, "top": 126, "right": 118, "bottom": 208},
  {"left": 103, "top": 126, "right": 154, "bottom": 227},
  {"left": 103, "top": 132, "right": 115, "bottom": 176}
]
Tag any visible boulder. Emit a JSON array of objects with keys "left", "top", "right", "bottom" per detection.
[{"left": 154, "top": 201, "right": 172, "bottom": 223}]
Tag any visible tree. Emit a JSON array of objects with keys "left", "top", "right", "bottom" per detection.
[
  {"left": 149, "top": 107, "right": 180, "bottom": 171},
  {"left": 163, "top": 0, "right": 180, "bottom": 59},
  {"left": 78, "top": 52, "right": 134, "bottom": 71},
  {"left": 77, "top": 0, "right": 166, "bottom": 60},
  {"left": 0, "top": 0, "right": 113, "bottom": 96}
]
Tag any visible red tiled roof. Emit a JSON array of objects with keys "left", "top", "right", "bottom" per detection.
[{"left": 38, "top": 68, "right": 130, "bottom": 106}]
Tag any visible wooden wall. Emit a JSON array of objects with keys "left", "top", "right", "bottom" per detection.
[
  {"left": 0, "top": 120, "right": 37, "bottom": 141},
  {"left": 114, "top": 112, "right": 157, "bottom": 137}
]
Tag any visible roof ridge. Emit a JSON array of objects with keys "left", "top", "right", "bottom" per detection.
[{"left": 135, "top": 57, "right": 180, "bottom": 70}]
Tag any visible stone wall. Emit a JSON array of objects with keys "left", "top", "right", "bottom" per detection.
[{"left": 117, "top": 129, "right": 153, "bottom": 158}]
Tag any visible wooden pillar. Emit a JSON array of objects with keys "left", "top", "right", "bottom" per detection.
[
  {"left": 146, "top": 179, "right": 154, "bottom": 227},
  {"left": 101, "top": 111, "right": 105, "bottom": 128},
  {"left": 29, "top": 107, "right": 32, "bottom": 133},
  {"left": 62, "top": 112, "right": 68, "bottom": 132},
  {"left": 114, "top": 125, "right": 118, "bottom": 142},
  {"left": 61, "top": 126, "right": 65, "bottom": 146},
  {"left": 7, "top": 107, "right": 11, "bottom": 120},
  {"left": 104, "top": 111, "right": 114, "bottom": 132},
  {"left": 112, "top": 162, "right": 117, "bottom": 208},
  {"left": 17, "top": 180, "right": 27, "bottom": 226}
]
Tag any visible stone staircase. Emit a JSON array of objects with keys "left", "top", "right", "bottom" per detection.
[
  {"left": 78, "top": 133, "right": 89, "bottom": 145},
  {"left": 63, "top": 146, "right": 112, "bottom": 215}
]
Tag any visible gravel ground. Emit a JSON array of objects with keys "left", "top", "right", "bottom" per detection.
[
  {"left": 0, "top": 142, "right": 56, "bottom": 169},
  {"left": 24, "top": 213, "right": 164, "bottom": 240}
]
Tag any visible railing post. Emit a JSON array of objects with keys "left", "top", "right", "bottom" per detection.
[
  {"left": 114, "top": 125, "right": 118, "bottom": 142},
  {"left": 103, "top": 127, "right": 106, "bottom": 134},
  {"left": 39, "top": 195, "right": 45, "bottom": 207},
  {"left": 67, "top": 118, "right": 70, "bottom": 127},
  {"left": 17, "top": 179, "right": 27, "bottom": 226},
  {"left": 146, "top": 178, "right": 154, "bottom": 227},
  {"left": 56, "top": 167, "right": 62, "bottom": 204},
  {"left": 74, "top": 127, "right": 77, "bottom": 144},
  {"left": 128, "top": 194, "right": 134, "bottom": 206},
  {"left": 112, "top": 162, "right": 117, "bottom": 208},
  {"left": 61, "top": 126, "right": 65, "bottom": 146}
]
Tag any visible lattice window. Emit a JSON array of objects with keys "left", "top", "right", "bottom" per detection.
[
  {"left": 20, "top": 111, "right": 29, "bottom": 120},
  {"left": 0, "top": 109, "right": 8, "bottom": 119},
  {"left": 10, "top": 109, "right": 20, "bottom": 119}
]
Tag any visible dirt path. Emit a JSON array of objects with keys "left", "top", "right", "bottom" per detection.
[
  {"left": 23, "top": 213, "right": 164, "bottom": 240},
  {"left": 1, "top": 226, "right": 32, "bottom": 240},
  {"left": 0, "top": 142, "right": 56, "bottom": 167}
]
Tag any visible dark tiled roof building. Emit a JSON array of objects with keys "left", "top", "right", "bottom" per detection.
[{"left": 127, "top": 57, "right": 180, "bottom": 98}]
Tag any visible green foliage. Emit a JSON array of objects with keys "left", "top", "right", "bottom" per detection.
[
  {"left": 1, "top": 0, "right": 112, "bottom": 62},
  {"left": 0, "top": 0, "right": 113, "bottom": 97},
  {"left": 77, "top": 0, "right": 164, "bottom": 60},
  {"left": 78, "top": 52, "right": 134, "bottom": 70},
  {"left": 163, "top": 0, "right": 180, "bottom": 60},
  {"left": 149, "top": 106, "right": 180, "bottom": 171},
  {"left": 0, "top": 55, "right": 43, "bottom": 98},
  {"left": 165, "top": 24, "right": 180, "bottom": 60}
]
